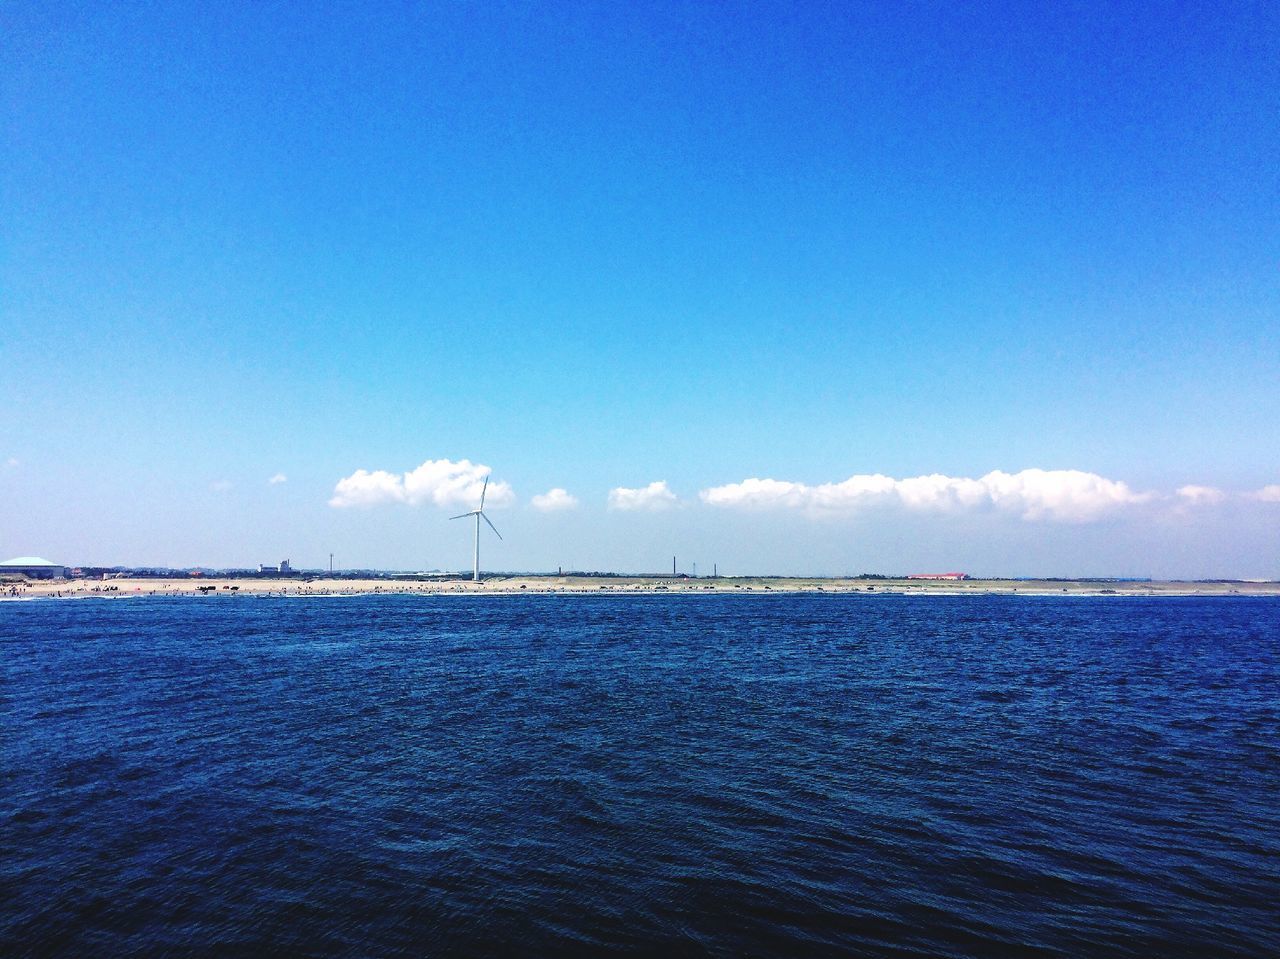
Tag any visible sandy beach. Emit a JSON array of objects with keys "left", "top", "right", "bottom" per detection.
[{"left": 6, "top": 575, "right": 1279, "bottom": 600}]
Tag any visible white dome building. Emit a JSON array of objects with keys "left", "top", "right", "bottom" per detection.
[{"left": 0, "top": 557, "right": 70, "bottom": 579}]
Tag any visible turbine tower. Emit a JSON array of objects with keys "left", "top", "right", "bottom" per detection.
[{"left": 450, "top": 475, "right": 502, "bottom": 582}]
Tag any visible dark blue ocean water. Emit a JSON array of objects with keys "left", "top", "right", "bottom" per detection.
[{"left": 3, "top": 594, "right": 1279, "bottom": 957}]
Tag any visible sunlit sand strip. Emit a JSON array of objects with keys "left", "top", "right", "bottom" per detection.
[{"left": 6, "top": 575, "right": 1279, "bottom": 600}]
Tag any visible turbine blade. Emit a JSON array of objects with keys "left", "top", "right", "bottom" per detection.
[
  {"left": 480, "top": 474, "right": 490, "bottom": 509},
  {"left": 449, "top": 512, "right": 473, "bottom": 520},
  {"left": 482, "top": 512, "right": 503, "bottom": 540}
]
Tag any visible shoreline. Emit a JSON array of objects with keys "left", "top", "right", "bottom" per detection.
[{"left": 5, "top": 575, "right": 1279, "bottom": 601}]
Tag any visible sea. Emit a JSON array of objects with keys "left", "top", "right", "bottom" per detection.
[{"left": 3, "top": 593, "right": 1278, "bottom": 957}]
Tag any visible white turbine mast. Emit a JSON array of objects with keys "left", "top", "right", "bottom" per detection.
[{"left": 450, "top": 474, "right": 502, "bottom": 582}]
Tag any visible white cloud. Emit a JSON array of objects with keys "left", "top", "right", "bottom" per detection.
[
  {"left": 531, "top": 488, "right": 579, "bottom": 512},
  {"left": 699, "top": 477, "right": 812, "bottom": 509},
  {"left": 1252, "top": 484, "right": 1280, "bottom": 503},
  {"left": 894, "top": 473, "right": 992, "bottom": 512},
  {"left": 329, "top": 459, "right": 513, "bottom": 509},
  {"left": 700, "top": 468, "right": 1151, "bottom": 523},
  {"left": 1176, "top": 484, "right": 1225, "bottom": 506},
  {"left": 402, "top": 459, "right": 514, "bottom": 508},
  {"left": 3, "top": 457, "right": 17, "bottom": 469},
  {"left": 210, "top": 479, "right": 233, "bottom": 492},
  {"left": 981, "top": 469, "right": 1150, "bottom": 522},
  {"left": 328, "top": 469, "right": 403, "bottom": 507},
  {"left": 268, "top": 473, "right": 288, "bottom": 485},
  {"left": 608, "top": 480, "right": 678, "bottom": 511}
]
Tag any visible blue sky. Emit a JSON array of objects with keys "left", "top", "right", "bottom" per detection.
[{"left": 3, "top": 2, "right": 1278, "bottom": 576}]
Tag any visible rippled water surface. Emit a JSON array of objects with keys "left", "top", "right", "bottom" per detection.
[{"left": 3, "top": 594, "right": 1279, "bottom": 956}]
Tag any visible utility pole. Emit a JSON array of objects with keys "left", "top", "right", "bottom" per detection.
[
  {"left": 693, "top": 562, "right": 697, "bottom": 578},
  {"left": 329, "top": 553, "right": 334, "bottom": 575},
  {"left": 672, "top": 556, "right": 676, "bottom": 576},
  {"left": 713, "top": 563, "right": 717, "bottom": 578}
]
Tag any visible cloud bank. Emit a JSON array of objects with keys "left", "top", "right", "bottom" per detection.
[
  {"left": 1252, "top": 484, "right": 1280, "bottom": 503},
  {"left": 700, "top": 469, "right": 1151, "bottom": 523},
  {"left": 1176, "top": 484, "right": 1224, "bottom": 506},
  {"left": 609, "top": 481, "right": 678, "bottom": 511},
  {"left": 531, "top": 488, "right": 578, "bottom": 512},
  {"left": 330, "top": 458, "right": 514, "bottom": 509}
]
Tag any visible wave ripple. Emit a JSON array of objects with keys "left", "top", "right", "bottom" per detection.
[{"left": 3, "top": 595, "right": 1279, "bottom": 956}]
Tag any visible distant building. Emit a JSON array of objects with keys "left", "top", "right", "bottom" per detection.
[
  {"left": 258, "top": 559, "right": 293, "bottom": 574},
  {"left": 907, "top": 572, "right": 970, "bottom": 581},
  {"left": 1, "top": 556, "right": 70, "bottom": 579}
]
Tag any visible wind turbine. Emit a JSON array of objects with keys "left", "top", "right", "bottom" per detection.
[{"left": 450, "top": 475, "right": 502, "bottom": 582}]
